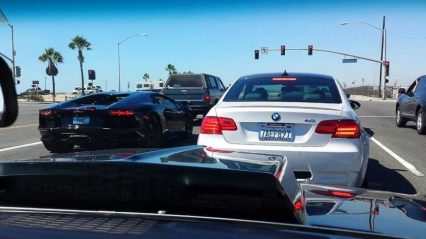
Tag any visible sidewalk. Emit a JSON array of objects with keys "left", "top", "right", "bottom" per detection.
[{"left": 349, "top": 95, "right": 397, "bottom": 103}]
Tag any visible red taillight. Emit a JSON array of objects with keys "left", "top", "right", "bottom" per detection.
[
  {"left": 294, "top": 200, "right": 303, "bottom": 211},
  {"left": 200, "top": 116, "right": 237, "bottom": 134},
  {"left": 109, "top": 110, "right": 134, "bottom": 117},
  {"left": 204, "top": 91, "right": 211, "bottom": 104},
  {"left": 329, "top": 190, "right": 356, "bottom": 198},
  {"left": 315, "top": 119, "right": 360, "bottom": 138},
  {"left": 39, "top": 110, "right": 53, "bottom": 116}
]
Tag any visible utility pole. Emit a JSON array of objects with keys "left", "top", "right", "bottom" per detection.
[{"left": 378, "top": 16, "right": 385, "bottom": 97}]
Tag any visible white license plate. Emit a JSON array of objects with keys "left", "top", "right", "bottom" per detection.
[
  {"left": 259, "top": 123, "right": 294, "bottom": 142},
  {"left": 73, "top": 116, "right": 90, "bottom": 125}
]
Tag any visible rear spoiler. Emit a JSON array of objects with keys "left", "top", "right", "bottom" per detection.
[{"left": 0, "top": 161, "right": 301, "bottom": 224}]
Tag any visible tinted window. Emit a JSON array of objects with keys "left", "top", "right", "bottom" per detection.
[
  {"left": 208, "top": 76, "right": 218, "bottom": 89},
  {"left": 159, "top": 83, "right": 164, "bottom": 87},
  {"left": 407, "top": 79, "right": 418, "bottom": 94},
  {"left": 166, "top": 75, "right": 203, "bottom": 87},
  {"left": 143, "top": 84, "right": 150, "bottom": 88},
  {"left": 224, "top": 77, "right": 341, "bottom": 103},
  {"left": 414, "top": 78, "right": 425, "bottom": 94},
  {"left": 217, "top": 78, "right": 225, "bottom": 90},
  {"left": 152, "top": 95, "right": 178, "bottom": 110},
  {"left": 72, "top": 94, "right": 129, "bottom": 106}
]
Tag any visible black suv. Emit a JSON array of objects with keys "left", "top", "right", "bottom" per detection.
[
  {"left": 162, "top": 74, "right": 226, "bottom": 117},
  {"left": 396, "top": 76, "right": 426, "bottom": 134}
]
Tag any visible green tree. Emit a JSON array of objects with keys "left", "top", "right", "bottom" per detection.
[
  {"left": 68, "top": 36, "right": 92, "bottom": 95},
  {"left": 143, "top": 73, "right": 150, "bottom": 82},
  {"left": 165, "top": 64, "right": 177, "bottom": 76},
  {"left": 38, "top": 48, "right": 63, "bottom": 102}
]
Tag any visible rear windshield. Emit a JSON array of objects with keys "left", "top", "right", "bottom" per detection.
[
  {"left": 166, "top": 75, "right": 203, "bottom": 88},
  {"left": 72, "top": 94, "right": 129, "bottom": 106},
  {"left": 223, "top": 77, "right": 341, "bottom": 103}
]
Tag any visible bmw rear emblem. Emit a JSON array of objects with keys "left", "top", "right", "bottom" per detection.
[{"left": 271, "top": 112, "right": 281, "bottom": 121}]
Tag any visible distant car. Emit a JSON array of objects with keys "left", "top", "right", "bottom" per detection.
[
  {"left": 162, "top": 74, "right": 226, "bottom": 118},
  {"left": 396, "top": 76, "right": 426, "bottom": 134},
  {"left": 38, "top": 92, "right": 193, "bottom": 153},
  {"left": 198, "top": 72, "right": 370, "bottom": 187},
  {"left": 72, "top": 86, "right": 102, "bottom": 95},
  {"left": 19, "top": 88, "right": 50, "bottom": 97}
]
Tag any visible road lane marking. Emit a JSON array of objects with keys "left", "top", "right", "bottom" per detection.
[
  {"left": 0, "top": 142, "right": 42, "bottom": 152},
  {"left": 371, "top": 137, "right": 424, "bottom": 177},
  {"left": 0, "top": 123, "right": 38, "bottom": 130},
  {"left": 359, "top": 116, "right": 395, "bottom": 118}
]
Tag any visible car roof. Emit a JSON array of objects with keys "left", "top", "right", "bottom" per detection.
[{"left": 239, "top": 72, "right": 334, "bottom": 81}]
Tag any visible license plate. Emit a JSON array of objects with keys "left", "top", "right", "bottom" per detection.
[
  {"left": 259, "top": 123, "right": 294, "bottom": 142},
  {"left": 73, "top": 116, "right": 90, "bottom": 125}
]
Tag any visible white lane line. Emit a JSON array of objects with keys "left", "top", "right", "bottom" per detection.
[
  {"left": 0, "top": 142, "right": 42, "bottom": 153},
  {"left": 371, "top": 137, "right": 424, "bottom": 177},
  {"left": 359, "top": 116, "right": 395, "bottom": 118}
]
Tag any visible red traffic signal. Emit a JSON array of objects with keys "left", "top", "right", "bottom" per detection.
[
  {"left": 254, "top": 50, "right": 259, "bottom": 60},
  {"left": 280, "top": 45, "right": 286, "bottom": 55},
  {"left": 88, "top": 69, "right": 96, "bottom": 80},
  {"left": 384, "top": 61, "right": 390, "bottom": 76},
  {"left": 308, "top": 45, "right": 313, "bottom": 55}
]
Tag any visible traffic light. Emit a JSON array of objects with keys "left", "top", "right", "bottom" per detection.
[
  {"left": 88, "top": 69, "right": 96, "bottom": 80},
  {"left": 15, "top": 66, "right": 21, "bottom": 77},
  {"left": 384, "top": 61, "right": 389, "bottom": 76},
  {"left": 254, "top": 50, "right": 259, "bottom": 60},
  {"left": 308, "top": 45, "right": 313, "bottom": 55},
  {"left": 385, "top": 79, "right": 389, "bottom": 84},
  {"left": 280, "top": 45, "right": 286, "bottom": 55}
]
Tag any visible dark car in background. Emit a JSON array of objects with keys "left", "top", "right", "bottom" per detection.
[
  {"left": 38, "top": 92, "right": 193, "bottom": 153},
  {"left": 162, "top": 74, "right": 226, "bottom": 118},
  {"left": 396, "top": 76, "right": 426, "bottom": 134}
]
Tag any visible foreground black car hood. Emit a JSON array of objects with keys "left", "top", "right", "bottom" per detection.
[{"left": 0, "top": 146, "right": 425, "bottom": 238}]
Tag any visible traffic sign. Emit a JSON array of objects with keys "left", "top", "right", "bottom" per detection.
[
  {"left": 32, "top": 80, "right": 39, "bottom": 84},
  {"left": 342, "top": 58, "right": 357, "bottom": 63}
]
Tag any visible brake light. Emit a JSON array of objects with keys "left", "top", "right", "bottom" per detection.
[
  {"left": 315, "top": 119, "right": 360, "bottom": 138},
  {"left": 109, "top": 110, "right": 134, "bottom": 117},
  {"left": 294, "top": 200, "right": 303, "bottom": 211},
  {"left": 204, "top": 91, "right": 211, "bottom": 104},
  {"left": 200, "top": 116, "right": 237, "bottom": 134},
  {"left": 39, "top": 110, "right": 53, "bottom": 116},
  {"left": 329, "top": 190, "right": 356, "bottom": 198}
]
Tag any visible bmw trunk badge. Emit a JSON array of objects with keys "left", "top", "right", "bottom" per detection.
[{"left": 272, "top": 112, "right": 281, "bottom": 121}]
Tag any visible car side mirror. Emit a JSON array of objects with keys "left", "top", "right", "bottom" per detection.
[
  {"left": 0, "top": 57, "right": 18, "bottom": 127},
  {"left": 349, "top": 100, "right": 361, "bottom": 110},
  {"left": 398, "top": 88, "right": 406, "bottom": 94}
]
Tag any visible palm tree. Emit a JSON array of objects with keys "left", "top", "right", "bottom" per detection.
[
  {"left": 68, "top": 36, "right": 92, "bottom": 95},
  {"left": 165, "top": 64, "right": 177, "bottom": 76},
  {"left": 143, "top": 73, "right": 150, "bottom": 82},
  {"left": 38, "top": 48, "right": 63, "bottom": 102}
]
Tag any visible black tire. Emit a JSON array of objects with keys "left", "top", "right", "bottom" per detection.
[
  {"left": 42, "top": 140, "right": 74, "bottom": 153},
  {"left": 181, "top": 114, "right": 193, "bottom": 138},
  {"left": 396, "top": 107, "right": 407, "bottom": 127},
  {"left": 416, "top": 109, "right": 426, "bottom": 135},
  {"left": 146, "top": 117, "right": 164, "bottom": 148}
]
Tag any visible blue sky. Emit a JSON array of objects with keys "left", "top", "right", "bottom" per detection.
[{"left": 1, "top": 0, "right": 426, "bottom": 93}]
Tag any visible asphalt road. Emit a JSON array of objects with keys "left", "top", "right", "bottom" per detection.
[{"left": 0, "top": 101, "right": 425, "bottom": 195}]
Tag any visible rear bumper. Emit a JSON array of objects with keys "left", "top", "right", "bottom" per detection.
[
  {"left": 198, "top": 134, "right": 369, "bottom": 187},
  {"left": 39, "top": 127, "right": 145, "bottom": 145}
]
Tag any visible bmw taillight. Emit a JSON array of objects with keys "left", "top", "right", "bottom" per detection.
[
  {"left": 315, "top": 119, "right": 360, "bottom": 138},
  {"left": 200, "top": 116, "right": 237, "bottom": 134},
  {"left": 39, "top": 110, "right": 53, "bottom": 117},
  {"left": 204, "top": 90, "right": 211, "bottom": 104},
  {"left": 108, "top": 110, "right": 134, "bottom": 117}
]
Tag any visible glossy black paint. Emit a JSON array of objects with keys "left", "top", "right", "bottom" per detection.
[{"left": 38, "top": 92, "right": 192, "bottom": 151}]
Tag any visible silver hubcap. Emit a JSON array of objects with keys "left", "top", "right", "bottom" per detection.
[{"left": 417, "top": 112, "right": 422, "bottom": 130}]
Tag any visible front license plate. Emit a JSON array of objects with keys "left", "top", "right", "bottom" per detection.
[
  {"left": 259, "top": 123, "right": 294, "bottom": 142},
  {"left": 73, "top": 116, "right": 90, "bottom": 125}
]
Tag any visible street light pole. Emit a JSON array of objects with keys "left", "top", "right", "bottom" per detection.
[
  {"left": 117, "top": 33, "right": 148, "bottom": 91},
  {"left": 382, "top": 28, "right": 387, "bottom": 100},
  {"left": 378, "top": 16, "right": 385, "bottom": 98},
  {"left": 9, "top": 24, "right": 16, "bottom": 84}
]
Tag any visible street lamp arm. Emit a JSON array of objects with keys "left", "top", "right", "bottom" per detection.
[
  {"left": 118, "top": 33, "right": 148, "bottom": 44},
  {"left": 341, "top": 21, "right": 383, "bottom": 32}
]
